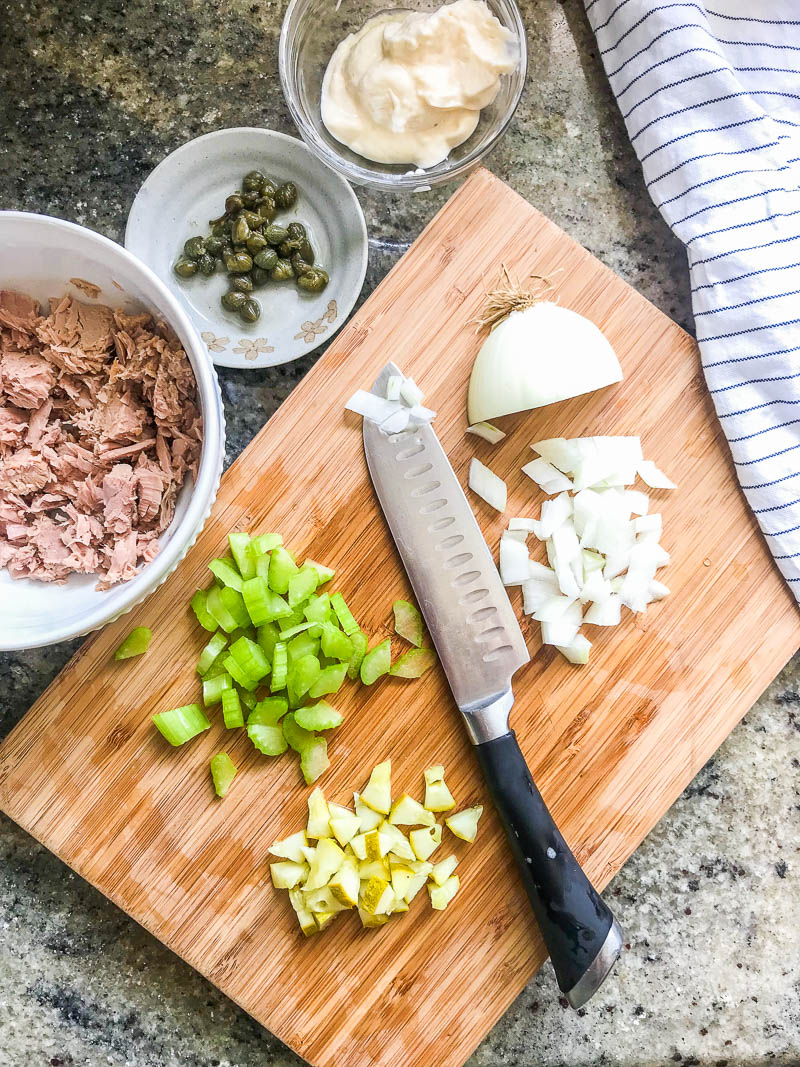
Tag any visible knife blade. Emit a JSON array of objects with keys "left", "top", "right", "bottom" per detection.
[{"left": 363, "top": 362, "right": 623, "bottom": 1009}]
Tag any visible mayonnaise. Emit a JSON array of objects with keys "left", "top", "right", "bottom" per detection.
[{"left": 320, "top": 0, "right": 519, "bottom": 169}]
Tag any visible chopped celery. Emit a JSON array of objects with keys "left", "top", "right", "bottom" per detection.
[
  {"left": 250, "top": 532, "right": 283, "bottom": 554},
  {"left": 295, "top": 701, "right": 343, "bottom": 731},
  {"left": 330, "top": 592, "right": 359, "bottom": 636},
  {"left": 210, "top": 752, "right": 237, "bottom": 797},
  {"left": 288, "top": 567, "right": 319, "bottom": 608},
  {"left": 219, "top": 587, "right": 251, "bottom": 629},
  {"left": 228, "top": 532, "right": 255, "bottom": 581},
  {"left": 196, "top": 631, "right": 228, "bottom": 675},
  {"left": 389, "top": 648, "right": 437, "bottom": 678},
  {"left": 221, "top": 687, "right": 245, "bottom": 729},
  {"left": 268, "top": 546, "right": 298, "bottom": 594},
  {"left": 202, "top": 650, "right": 229, "bottom": 680},
  {"left": 347, "top": 631, "right": 368, "bottom": 680},
  {"left": 280, "top": 620, "right": 321, "bottom": 640},
  {"left": 255, "top": 554, "right": 271, "bottom": 581},
  {"left": 114, "top": 626, "right": 152, "bottom": 661},
  {"left": 241, "top": 576, "right": 274, "bottom": 626},
  {"left": 301, "top": 736, "right": 330, "bottom": 784},
  {"left": 288, "top": 653, "right": 321, "bottom": 700},
  {"left": 308, "top": 662, "right": 348, "bottom": 698},
  {"left": 209, "top": 557, "right": 243, "bottom": 591},
  {"left": 320, "top": 624, "right": 353, "bottom": 662},
  {"left": 303, "top": 593, "right": 331, "bottom": 626},
  {"left": 287, "top": 631, "right": 320, "bottom": 663},
  {"left": 240, "top": 689, "right": 257, "bottom": 711},
  {"left": 223, "top": 654, "right": 259, "bottom": 691},
  {"left": 360, "top": 638, "right": 391, "bottom": 685},
  {"left": 152, "top": 704, "right": 210, "bottom": 746},
  {"left": 202, "top": 672, "right": 233, "bottom": 706},
  {"left": 248, "top": 722, "right": 288, "bottom": 756},
  {"left": 206, "top": 586, "right": 238, "bottom": 632},
  {"left": 271, "top": 641, "right": 288, "bottom": 691},
  {"left": 249, "top": 696, "right": 288, "bottom": 725},
  {"left": 303, "top": 559, "right": 335, "bottom": 584},
  {"left": 393, "top": 600, "right": 424, "bottom": 647},
  {"left": 283, "top": 711, "right": 313, "bottom": 752},
  {"left": 257, "top": 621, "right": 281, "bottom": 660},
  {"left": 229, "top": 636, "right": 271, "bottom": 680},
  {"left": 191, "top": 589, "right": 217, "bottom": 632}
]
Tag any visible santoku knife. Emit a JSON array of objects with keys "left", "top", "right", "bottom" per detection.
[{"left": 363, "top": 362, "right": 623, "bottom": 1009}]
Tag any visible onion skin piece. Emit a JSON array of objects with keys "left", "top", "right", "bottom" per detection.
[{"left": 467, "top": 302, "right": 623, "bottom": 424}]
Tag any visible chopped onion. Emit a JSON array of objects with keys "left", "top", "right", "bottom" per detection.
[
  {"left": 466, "top": 422, "right": 506, "bottom": 445},
  {"left": 503, "top": 529, "right": 528, "bottom": 543},
  {"left": 386, "top": 375, "right": 403, "bottom": 401},
  {"left": 537, "top": 492, "right": 572, "bottom": 540},
  {"left": 346, "top": 390, "right": 399, "bottom": 424},
  {"left": 522, "top": 577, "right": 559, "bottom": 613},
  {"left": 531, "top": 595, "right": 577, "bottom": 623},
  {"left": 509, "top": 517, "right": 537, "bottom": 532},
  {"left": 499, "top": 536, "right": 530, "bottom": 585},
  {"left": 408, "top": 404, "right": 437, "bottom": 424},
  {"left": 400, "top": 377, "right": 423, "bottom": 407},
  {"left": 583, "top": 595, "right": 621, "bottom": 626},
  {"left": 468, "top": 458, "right": 506, "bottom": 512},
  {"left": 347, "top": 370, "right": 435, "bottom": 437},
  {"left": 556, "top": 633, "right": 592, "bottom": 665},
  {"left": 380, "top": 407, "right": 410, "bottom": 434},
  {"left": 521, "top": 457, "right": 573, "bottom": 494},
  {"left": 467, "top": 302, "right": 623, "bottom": 424},
  {"left": 637, "top": 460, "right": 677, "bottom": 490}
]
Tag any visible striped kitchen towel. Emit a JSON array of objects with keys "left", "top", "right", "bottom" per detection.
[{"left": 585, "top": 0, "right": 800, "bottom": 598}]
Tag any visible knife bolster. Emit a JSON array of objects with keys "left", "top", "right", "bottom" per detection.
[{"left": 461, "top": 689, "right": 514, "bottom": 744}]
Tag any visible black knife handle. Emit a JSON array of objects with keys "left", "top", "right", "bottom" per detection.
[{"left": 475, "top": 730, "right": 622, "bottom": 1006}]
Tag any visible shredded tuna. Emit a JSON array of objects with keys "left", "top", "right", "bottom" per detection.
[{"left": 0, "top": 289, "right": 202, "bottom": 586}]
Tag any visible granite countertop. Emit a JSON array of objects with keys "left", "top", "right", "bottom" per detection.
[{"left": 1, "top": 1, "right": 798, "bottom": 1065}]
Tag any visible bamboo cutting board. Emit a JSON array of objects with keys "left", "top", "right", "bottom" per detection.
[{"left": 1, "top": 168, "right": 798, "bottom": 1067}]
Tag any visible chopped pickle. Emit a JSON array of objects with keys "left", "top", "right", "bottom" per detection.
[
  {"left": 114, "top": 626, "right": 152, "bottom": 661},
  {"left": 445, "top": 806, "right": 483, "bottom": 843},
  {"left": 210, "top": 752, "right": 238, "bottom": 797},
  {"left": 300, "top": 736, "right": 329, "bottom": 784}
]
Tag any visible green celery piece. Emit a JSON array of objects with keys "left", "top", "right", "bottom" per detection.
[
  {"left": 303, "top": 559, "right": 335, "bottom": 584},
  {"left": 152, "top": 704, "right": 210, "bottom": 746},
  {"left": 282, "top": 711, "right": 313, "bottom": 753},
  {"left": 268, "top": 546, "right": 298, "bottom": 595},
  {"left": 295, "top": 701, "right": 343, "bottom": 731},
  {"left": 114, "top": 626, "right": 152, "bottom": 661},
  {"left": 360, "top": 638, "right": 392, "bottom": 685},
  {"left": 303, "top": 593, "right": 331, "bottom": 626},
  {"left": 228, "top": 532, "right": 255, "bottom": 581},
  {"left": 393, "top": 600, "right": 424, "bottom": 647},
  {"left": 248, "top": 722, "right": 288, "bottom": 756},
  {"left": 288, "top": 653, "right": 321, "bottom": 700},
  {"left": 300, "top": 736, "right": 330, "bottom": 785},
  {"left": 248, "top": 696, "right": 288, "bottom": 726},
  {"left": 239, "top": 689, "right": 258, "bottom": 711},
  {"left": 270, "top": 641, "right": 288, "bottom": 691},
  {"left": 347, "top": 631, "right": 368, "bottom": 681},
  {"left": 196, "top": 631, "right": 228, "bottom": 675},
  {"left": 229, "top": 636, "right": 271, "bottom": 680},
  {"left": 308, "top": 662, "right": 348, "bottom": 698},
  {"left": 255, "top": 554, "right": 271, "bottom": 582},
  {"left": 388, "top": 648, "right": 437, "bottom": 678},
  {"left": 202, "top": 672, "right": 233, "bottom": 706},
  {"left": 320, "top": 624, "right": 353, "bottom": 662},
  {"left": 241, "top": 576, "right": 275, "bottom": 626},
  {"left": 277, "top": 605, "right": 306, "bottom": 632},
  {"left": 288, "top": 567, "right": 318, "bottom": 608},
  {"left": 287, "top": 631, "right": 319, "bottom": 664},
  {"left": 209, "top": 557, "right": 243, "bottom": 592},
  {"left": 210, "top": 752, "right": 238, "bottom": 797},
  {"left": 279, "top": 620, "right": 321, "bottom": 640},
  {"left": 251, "top": 532, "right": 283, "bottom": 554},
  {"left": 223, "top": 654, "right": 259, "bottom": 691},
  {"left": 190, "top": 589, "right": 217, "bottom": 632},
  {"left": 257, "top": 622, "right": 281, "bottom": 660},
  {"left": 221, "top": 687, "right": 245, "bottom": 729},
  {"left": 202, "top": 649, "right": 230, "bottom": 680},
  {"left": 330, "top": 592, "right": 360, "bottom": 636},
  {"left": 206, "top": 586, "right": 238, "bottom": 633},
  {"left": 219, "top": 587, "right": 250, "bottom": 629}
]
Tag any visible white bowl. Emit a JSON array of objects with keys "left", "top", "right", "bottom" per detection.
[
  {"left": 125, "top": 128, "right": 368, "bottom": 369},
  {"left": 0, "top": 211, "right": 225, "bottom": 651}
]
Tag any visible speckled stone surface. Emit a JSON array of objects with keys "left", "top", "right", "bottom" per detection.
[{"left": 0, "top": 1, "right": 798, "bottom": 1065}]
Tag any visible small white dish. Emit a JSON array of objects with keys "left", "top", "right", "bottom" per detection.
[{"left": 125, "top": 127, "right": 368, "bottom": 369}]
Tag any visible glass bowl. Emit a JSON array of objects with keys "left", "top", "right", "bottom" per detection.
[{"left": 279, "top": 0, "right": 527, "bottom": 192}]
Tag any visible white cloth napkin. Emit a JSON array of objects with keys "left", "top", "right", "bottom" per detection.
[{"left": 585, "top": 0, "right": 800, "bottom": 598}]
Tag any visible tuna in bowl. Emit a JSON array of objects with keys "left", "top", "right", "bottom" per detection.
[{"left": 0, "top": 212, "right": 225, "bottom": 651}]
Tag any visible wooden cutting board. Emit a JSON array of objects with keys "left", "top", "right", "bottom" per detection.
[{"left": 1, "top": 168, "right": 798, "bottom": 1067}]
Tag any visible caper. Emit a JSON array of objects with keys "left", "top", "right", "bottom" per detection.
[
  {"left": 231, "top": 216, "right": 251, "bottom": 245},
  {"left": 275, "top": 182, "right": 297, "bottom": 210},
  {"left": 221, "top": 290, "right": 247, "bottom": 311},
  {"left": 271, "top": 258, "right": 294, "bottom": 282},
  {"left": 298, "top": 238, "right": 314, "bottom": 264},
  {"left": 231, "top": 274, "right": 254, "bottom": 293},
  {"left": 291, "top": 252, "right": 313, "bottom": 277},
  {"left": 264, "top": 224, "right": 289, "bottom": 246},
  {"left": 243, "top": 170, "right": 266, "bottom": 192},
  {"left": 261, "top": 177, "right": 278, "bottom": 197},
  {"left": 173, "top": 256, "right": 199, "bottom": 278},
  {"left": 239, "top": 298, "right": 261, "bottom": 324},
  {"left": 251, "top": 266, "right": 271, "bottom": 287},
  {"left": 224, "top": 251, "right": 253, "bottom": 273},
  {"left": 297, "top": 268, "right": 329, "bottom": 293},
  {"left": 254, "top": 248, "right": 278, "bottom": 271},
  {"left": 286, "top": 221, "right": 307, "bottom": 242},
  {"left": 257, "top": 198, "right": 277, "bottom": 223},
  {"left": 240, "top": 209, "right": 263, "bottom": 228},
  {"left": 197, "top": 253, "right": 216, "bottom": 276},
  {"left": 278, "top": 240, "right": 293, "bottom": 258},
  {"left": 225, "top": 193, "right": 244, "bottom": 214},
  {"left": 246, "top": 233, "right": 268, "bottom": 255},
  {"left": 210, "top": 218, "right": 227, "bottom": 236},
  {"left": 241, "top": 189, "right": 260, "bottom": 209},
  {"left": 204, "top": 235, "right": 224, "bottom": 256},
  {"left": 183, "top": 236, "right": 206, "bottom": 260}
]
